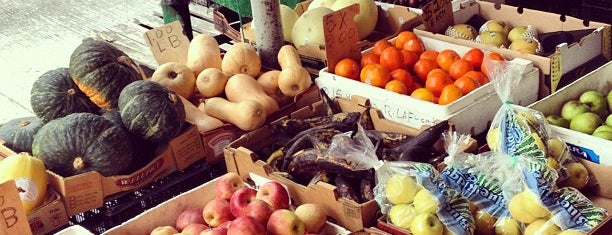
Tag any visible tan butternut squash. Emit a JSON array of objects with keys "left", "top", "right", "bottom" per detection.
[
  {"left": 150, "top": 62, "right": 197, "bottom": 99},
  {"left": 204, "top": 97, "right": 266, "bottom": 131},
  {"left": 196, "top": 67, "right": 228, "bottom": 98},
  {"left": 179, "top": 96, "right": 224, "bottom": 132},
  {"left": 278, "top": 66, "right": 312, "bottom": 97},
  {"left": 186, "top": 34, "right": 222, "bottom": 77},
  {"left": 225, "top": 73, "right": 279, "bottom": 116},
  {"left": 221, "top": 42, "right": 262, "bottom": 77},
  {"left": 257, "top": 70, "right": 292, "bottom": 106},
  {"left": 277, "top": 44, "right": 302, "bottom": 69}
]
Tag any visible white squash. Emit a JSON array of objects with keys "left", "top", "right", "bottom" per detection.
[
  {"left": 280, "top": 4, "right": 299, "bottom": 42},
  {"left": 331, "top": 0, "right": 378, "bottom": 40},
  {"left": 291, "top": 7, "right": 334, "bottom": 48}
]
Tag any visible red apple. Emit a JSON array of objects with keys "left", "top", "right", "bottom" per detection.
[
  {"left": 255, "top": 181, "right": 290, "bottom": 210},
  {"left": 215, "top": 172, "right": 245, "bottom": 200},
  {"left": 245, "top": 199, "right": 274, "bottom": 225},
  {"left": 199, "top": 226, "right": 228, "bottom": 235},
  {"left": 227, "top": 216, "right": 265, "bottom": 235},
  {"left": 203, "top": 198, "right": 234, "bottom": 227},
  {"left": 181, "top": 223, "right": 209, "bottom": 235},
  {"left": 176, "top": 207, "right": 205, "bottom": 231},
  {"left": 229, "top": 187, "right": 257, "bottom": 217},
  {"left": 267, "top": 209, "right": 305, "bottom": 235}
]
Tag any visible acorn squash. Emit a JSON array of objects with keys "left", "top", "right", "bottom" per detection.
[
  {"left": 0, "top": 116, "right": 44, "bottom": 153},
  {"left": 118, "top": 80, "right": 186, "bottom": 143},
  {"left": 32, "top": 112, "right": 134, "bottom": 177},
  {"left": 0, "top": 152, "right": 48, "bottom": 215},
  {"left": 69, "top": 39, "right": 144, "bottom": 110},
  {"left": 30, "top": 67, "right": 99, "bottom": 122}
]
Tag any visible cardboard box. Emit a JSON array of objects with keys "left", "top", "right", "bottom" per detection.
[
  {"left": 316, "top": 33, "right": 540, "bottom": 136},
  {"left": 223, "top": 94, "right": 478, "bottom": 231},
  {"left": 528, "top": 61, "right": 612, "bottom": 165},
  {"left": 413, "top": 0, "right": 611, "bottom": 96},
  {"left": 27, "top": 188, "right": 69, "bottom": 235},
  {"left": 102, "top": 176, "right": 352, "bottom": 234}
]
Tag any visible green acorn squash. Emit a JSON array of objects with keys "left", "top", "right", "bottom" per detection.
[
  {"left": 69, "top": 39, "right": 144, "bottom": 110},
  {"left": 0, "top": 116, "right": 44, "bottom": 153},
  {"left": 30, "top": 67, "right": 99, "bottom": 122},
  {"left": 32, "top": 112, "right": 134, "bottom": 177},
  {"left": 118, "top": 80, "right": 186, "bottom": 143}
]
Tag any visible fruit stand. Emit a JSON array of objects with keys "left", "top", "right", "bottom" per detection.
[{"left": 1, "top": 0, "right": 612, "bottom": 235}]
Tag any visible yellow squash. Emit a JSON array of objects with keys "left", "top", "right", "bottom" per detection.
[{"left": 0, "top": 153, "right": 48, "bottom": 215}]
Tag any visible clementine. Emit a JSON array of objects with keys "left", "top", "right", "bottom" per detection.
[
  {"left": 360, "top": 64, "right": 391, "bottom": 88},
  {"left": 334, "top": 58, "right": 361, "bottom": 80},
  {"left": 438, "top": 84, "right": 463, "bottom": 105},
  {"left": 481, "top": 52, "right": 505, "bottom": 77},
  {"left": 373, "top": 39, "right": 393, "bottom": 56},
  {"left": 402, "top": 38, "right": 425, "bottom": 56},
  {"left": 420, "top": 50, "right": 439, "bottom": 62},
  {"left": 380, "top": 47, "right": 404, "bottom": 71},
  {"left": 413, "top": 59, "right": 439, "bottom": 83},
  {"left": 425, "top": 69, "right": 453, "bottom": 97},
  {"left": 400, "top": 49, "right": 419, "bottom": 70},
  {"left": 463, "top": 70, "right": 489, "bottom": 85},
  {"left": 462, "top": 48, "right": 484, "bottom": 69},
  {"left": 394, "top": 31, "right": 419, "bottom": 49},
  {"left": 361, "top": 53, "right": 380, "bottom": 68},
  {"left": 411, "top": 88, "right": 435, "bottom": 103},
  {"left": 385, "top": 80, "right": 409, "bottom": 94},
  {"left": 448, "top": 59, "right": 474, "bottom": 80},
  {"left": 436, "top": 49, "right": 461, "bottom": 71},
  {"left": 454, "top": 76, "right": 480, "bottom": 95}
]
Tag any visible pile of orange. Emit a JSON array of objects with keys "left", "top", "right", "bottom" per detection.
[{"left": 333, "top": 30, "right": 506, "bottom": 105}]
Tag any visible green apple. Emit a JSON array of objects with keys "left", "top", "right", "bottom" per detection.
[
  {"left": 546, "top": 115, "right": 570, "bottom": 128},
  {"left": 474, "top": 210, "right": 496, "bottom": 235},
  {"left": 388, "top": 204, "right": 417, "bottom": 229},
  {"left": 477, "top": 31, "right": 509, "bottom": 48},
  {"left": 385, "top": 174, "right": 419, "bottom": 205},
  {"left": 481, "top": 20, "right": 510, "bottom": 36},
  {"left": 557, "top": 229, "right": 587, "bottom": 235},
  {"left": 607, "top": 90, "right": 612, "bottom": 113},
  {"left": 494, "top": 217, "right": 521, "bottom": 235},
  {"left": 569, "top": 112, "right": 603, "bottom": 134},
  {"left": 410, "top": 213, "right": 444, "bottom": 235},
  {"left": 579, "top": 90, "right": 608, "bottom": 117},
  {"left": 413, "top": 189, "right": 439, "bottom": 215},
  {"left": 561, "top": 100, "right": 590, "bottom": 121},
  {"left": 593, "top": 129, "right": 612, "bottom": 140},
  {"left": 507, "top": 26, "right": 528, "bottom": 42},
  {"left": 605, "top": 114, "right": 612, "bottom": 126},
  {"left": 508, "top": 191, "right": 538, "bottom": 223},
  {"left": 560, "top": 162, "right": 589, "bottom": 190},
  {"left": 524, "top": 219, "right": 561, "bottom": 235}
]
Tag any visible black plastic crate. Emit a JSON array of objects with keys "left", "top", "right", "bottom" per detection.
[
  {"left": 582, "top": 0, "right": 612, "bottom": 10},
  {"left": 67, "top": 160, "right": 226, "bottom": 234},
  {"left": 582, "top": 5, "right": 612, "bottom": 24}
]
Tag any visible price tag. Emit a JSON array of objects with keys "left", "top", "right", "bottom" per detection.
[
  {"left": 549, "top": 53, "right": 562, "bottom": 93},
  {"left": 144, "top": 20, "right": 190, "bottom": 65},
  {"left": 323, "top": 4, "right": 361, "bottom": 74},
  {"left": 421, "top": 0, "right": 454, "bottom": 34}
]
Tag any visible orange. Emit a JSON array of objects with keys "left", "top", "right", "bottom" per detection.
[
  {"left": 454, "top": 76, "right": 480, "bottom": 95},
  {"left": 438, "top": 84, "right": 463, "bottom": 105},
  {"left": 448, "top": 59, "right": 474, "bottom": 80},
  {"left": 361, "top": 53, "right": 380, "bottom": 68},
  {"left": 462, "top": 48, "right": 484, "bottom": 70},
  {"left": 411, "top": 88, "right": 435, "bottom": 103},
  {"left": 385, "top": 80, "right": 409, "bottom": 94},
  {"left": 380, "top": 47, "right": 404, "bottom": 71},
  {"left": 413, "top": 59, "right": 439, "bottom": 83},
  {"left": 334, "top": 58, "right": 361, "bottom": 80},
  {"left": 402, "top": 38, "right": 425, "bottom": 56},
  {"left": 436, "top": 49, "right": 461, "bottom": 71},
  {"left": 400, "top": 49, "right": 419, "bottom": 70},
  {"left": 373, "top": 39, "right": 393, "bottom": 56},
  {"left": 463, "top": 70, "right": 489, "bottom": 85},
  {"left": 390, "top": 68, "right": 414, "bottom": 85},
  {"left": 425, "top": 69, "right": 453, "bottom": 97},
  {"left": 394, "top": 31, "right": 419, "bottom": 49},
  {"left": 420, "top": 50, "right": 439, "bottom": 62},
  {"left": 360, "top": 64, "right": 391, "bottom": 88},
  {"left": 481, "top": 52, "right": 505, "bottom": 77}
]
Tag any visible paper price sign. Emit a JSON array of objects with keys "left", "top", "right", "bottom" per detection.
[
  {"left": 144, "top": 20, "right": 189, "bottom": 65},
  {"left": 421, "top": 0, "right": 454, "bottom": 34},
  {"left": 324, "top": 4, "right": 361, "bottom": 74}
]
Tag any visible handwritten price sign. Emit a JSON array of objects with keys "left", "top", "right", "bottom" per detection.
[
  {"left": 144, "top": 20, "right": 190, "bottom": 65},
  {"left": 324, "top": 4, "right": 361, "bottom": 74},
  {"left": 421, "top": 0, "right": 454, "bottom": 34}
]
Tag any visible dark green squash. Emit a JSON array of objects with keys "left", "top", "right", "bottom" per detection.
[
  {"left": 118, "top": 80, "right": 186, "bottom": 143},
  {"left": 69, "top": 39, "right": 144, "bottom": 110},
  {"left": 30, "top": 67, "right": 99, "bottom": 122},
  {"left": 0, "top": 116, "right": 44, "bottom": 153},
  {"left": 31, "top": 112, "right": 134, "bottom": 177}
]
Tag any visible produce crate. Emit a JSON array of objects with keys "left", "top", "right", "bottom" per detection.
[
  {"left": 413, "top": 0, "right": 611, "bottom": 97},
  {"left": 316, "top": 33, "right": 540, "bottom": 136},
  {"left": 528, "top": 61, "right": 612, "bottom": 165},
  {"left": 68, "top": 159, "right": 226, "bottom": 234},
  {"left": 223, "top": 94, "right": 479, "bottom": 231},
  {"left": 210, "top": 0, "right": 304, "bottom": 18}
]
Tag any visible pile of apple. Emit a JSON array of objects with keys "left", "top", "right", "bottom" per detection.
[
  {"left": 546, "top": 89, "right": 612, "bottom": 140},
  {"left": 149, "top": 172, "right": 328, "bottom": 235},
  {"left": 446, "top": 20, "right": 541, "bottom": 55}
]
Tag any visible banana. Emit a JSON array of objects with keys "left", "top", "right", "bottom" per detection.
[
  {"left": 319, "top": 88, "right": 342, "bottom": 115},
  {"left": 360, "top": 178, "right": 375, "bottom": 202},
  {"left": 273, "top": 112, "right": 361, "bottom": 137},
  {"left": 286, "top": 148, "right": 371, "bottom": 179},
  {"left": 334, "top": 175, "right": 361, "bottom": 203}
]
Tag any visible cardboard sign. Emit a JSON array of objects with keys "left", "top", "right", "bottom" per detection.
[
  {"left": 421, "top": 0, "right": 454, "bottom": 34},
  {"left": 0, "top": 181, "right": 32, "bottom": 235},
  {"left": 144, "top": 20, "right": 190, "bottom": 65},
  {"left": 324, "top": 4, "right": 361, "bottom": 74}
]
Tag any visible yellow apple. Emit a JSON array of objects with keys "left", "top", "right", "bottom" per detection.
[
  {"left": 494, "top": 217, "right": 521, "bottom": 235},
  {"left": 557, "top": 229, "right": 587, "bottom": 235},
  {"left": 294, "top": 203, "right": 327, "bottom": 233},
  {"left": 547, "top": 138, "right": 566, "bottom": 160},
  {"left": 474, "top": 210, "right": 497, "bottom": 235},
  {"left": 487, "top": 127, "right": 501, "bottom": 151},
  {"left": 481, "top": 20, "right": 510, "bottom": 36},
  {"left": 413, "top": 189, "right": 439, "bottom": 215},
  {"left": 388, "top": 204, "right": 417, "bottom": 229},
  {"left": 508, "top": 192, "right": 538, "bottom": 223},
  {"left": 385, "top": 174, "right": 419, "bottom": 205},
  {"left": 477, "top": 31, "right": 509, "bottom": 48},
  {"left": 531, "top": 132, "right": 546, "bottom": 152},
  {"left": 410, "top": 213, "right": 444, "bottom": 235},
  {"left": 445, "top": 24, "right": 478, "bottom": 40},
  {"left": 547, "top": 157, "right": 560, "bottom": 170},
  {"left": 560, "top": 162, "right": 590, "bottom": 190},
  {"left": 524, "top": 219, "right": 561, "bottom": 235},
  {"left": 520, "top": 190, "right": 551, "bottom": 218},
  {"left": 509, "top": 37, "right": 540, "bottom": 54}
]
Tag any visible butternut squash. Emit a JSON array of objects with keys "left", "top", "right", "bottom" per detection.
[
  {"left": 222, "top": 42, "right": 262, "bottom": 77},
  {"left": 179, "top": 96, "right": 224, "bottom": 132},
  {"left": 196, "top": 67, "right": 228, "bottom": 98},
  {"left": 225, "top": 73, "right": 279, "bottom": 116},
  {"left": 257, "top": 70, "right": 292, "bottom": 106},
  {"left": 276, "top": 44, "right": 312, "bottom": 97},
  {"left": 186, "top": 34, "right": 222, "bottom": 77},
  {"left": 150, "top": 62, "right": 196, "bottom": 99},
  {"left": 277, "top": 44, "right": 302, "bottom": 69},
  {"left": 204, "top": 97, "right": 266, "bottom": 131}
]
